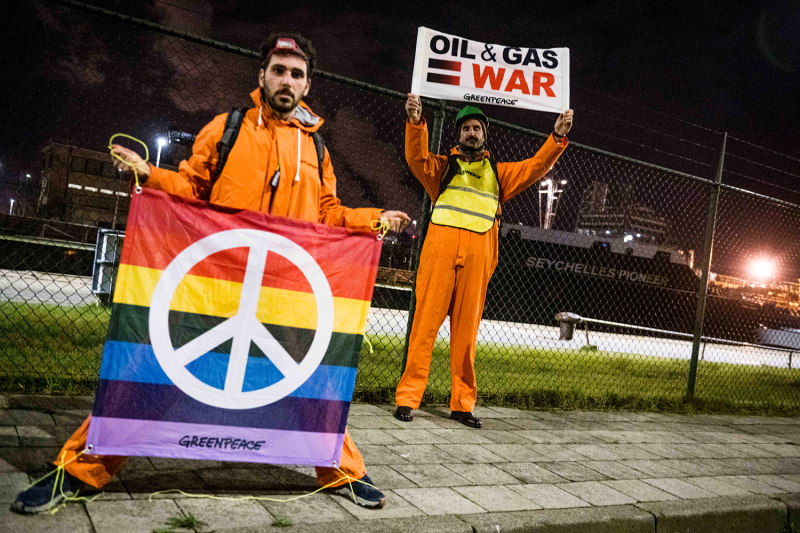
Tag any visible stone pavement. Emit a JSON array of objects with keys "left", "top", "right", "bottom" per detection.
[{"left": 3, "top": 395, "right": 800, "bottom": 532}]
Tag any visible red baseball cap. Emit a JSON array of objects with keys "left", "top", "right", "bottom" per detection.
[{"left": 266, "top": 38, "right": 308, "bottom": 62}]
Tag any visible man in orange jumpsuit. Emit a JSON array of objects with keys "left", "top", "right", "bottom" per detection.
[
  {"left": 394, "top": 94, "right": 573, "bottom": 428},
  {"left": 14, "top": 33, "right": 409, "bottom": 514}
]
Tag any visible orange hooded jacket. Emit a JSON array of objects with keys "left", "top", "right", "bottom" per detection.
[
  {"left": 145, "top": 88, "right": 383, "bottom": 229},
  {"left": 55, "top": 89, "right": 378, "bottom": 490}
]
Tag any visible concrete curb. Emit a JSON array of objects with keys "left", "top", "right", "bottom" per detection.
[
  {"left": 459, "top": 505, "right": 655, "bottom": 533},
  {"left": 636, "top": 494, "right": 787, "bottom": 533},
  {"left": 776, "top": 494, "right": 800, "bottom": 531},
  {"left": 218, "top": 515, "right": 472, "bottom": 533}
]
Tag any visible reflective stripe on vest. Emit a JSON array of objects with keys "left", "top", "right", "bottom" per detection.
[{"left": 431, "top": 158, "right": 499, "bottom": 233}]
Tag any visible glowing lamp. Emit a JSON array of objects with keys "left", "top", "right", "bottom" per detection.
[{"left": 750, "top": 258, "right": 775, "bottom": 280}]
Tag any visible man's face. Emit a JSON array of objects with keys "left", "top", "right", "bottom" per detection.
[
  {"left": 259, "top": 53, "right": 310, "bottom": 115},
  {"left": 459, "top": 118, "right": 485, "bottom": 150}
]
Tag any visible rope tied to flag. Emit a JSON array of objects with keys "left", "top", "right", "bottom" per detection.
[
  {"left": 146, "top": 467, "right": 379, "bottom": 504},
  {"left": 109, "top": 133, "right": 149, "bottom": 194},
  {"left": 20, "top": 448, "right": 103, "bottom": 515},
  {"left": 24, "top": 453, "right": 380, "bottom": 512},
  {"left": 370, "top": 219, "right": 390, "bottom": 240}
]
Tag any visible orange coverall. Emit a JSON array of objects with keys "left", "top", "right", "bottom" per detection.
[
  {"left": 396, "top": 118, "right": 568, "bottom": 412},
  {"left": 57, "top": 88, "right": 381, "bottom": 489}
]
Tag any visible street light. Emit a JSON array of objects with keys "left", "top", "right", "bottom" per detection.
[
  {"left": 156, "top": 137, "right": 167, "bottom": 168},
  {"left": 9, "top": 199, "right": 14, "bottom": 215},
  {"left": 750, "top": 258, "right": 775, "bottom": 281}
]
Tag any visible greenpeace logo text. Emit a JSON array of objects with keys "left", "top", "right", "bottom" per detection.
[
  {"left": 178, "top": 435, "right": 266, "bottom": 450},
  {"left": 463, "top": 94, "right": 518, "bottom": 106}
]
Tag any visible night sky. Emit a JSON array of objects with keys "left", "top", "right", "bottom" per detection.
[
  {"left": 1, "top": 0, "right": 799, "bottom": 226},
  {"left": 2, "top": 0, "right": 798, "bottom": 194}
]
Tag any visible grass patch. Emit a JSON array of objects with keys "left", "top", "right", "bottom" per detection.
[
  {"left": 0, "top": 302, "right": 108, "bottom": 394},
  {"left": 152, "top": 511, "right": 206, "bottom": 533},
  {"left": 272, "top": 515, "right": 293, "bottom": 527},
  {"left": 2, "top": 302, "right": 800, "bottom": 415},
  {"left": 354, "top": 332, "right": 800, "bottom": 416}
]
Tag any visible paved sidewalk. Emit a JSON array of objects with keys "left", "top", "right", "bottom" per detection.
[{"left": 2, "top": 395, "right": 800, "bottom": 532}]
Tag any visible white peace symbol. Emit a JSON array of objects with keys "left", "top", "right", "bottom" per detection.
[{"left": 148, "top": 229, "right": 334, "bottom": 410}]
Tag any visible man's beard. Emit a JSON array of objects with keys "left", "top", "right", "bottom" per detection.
[
  {"left": 265, "top": 88, "right": 301, "bottom": 114},
  {"left": 458, "top": 136, "right": 484, "bottom": 155}
]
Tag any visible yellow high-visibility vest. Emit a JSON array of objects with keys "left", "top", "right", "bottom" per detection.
[{"left": 431, "top": 157, "right": 499, "bottom": 233}]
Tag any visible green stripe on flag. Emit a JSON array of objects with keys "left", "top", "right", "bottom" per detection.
[{"left": 108, "top": 303, "right": 363, "bottom": 368}]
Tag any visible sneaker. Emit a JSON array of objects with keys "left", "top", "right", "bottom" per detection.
[
  {"left": 333, "top": 474, "right": 386, "bottom": 508},
  {"left": 12, "top": 466, "right": 85, "bottom": 514},
  {"left": 393, "top": 406, "right": 413, "bottom": 422},
  {"left": 450, "top": 410, "right": 482, "bottom": 428}
]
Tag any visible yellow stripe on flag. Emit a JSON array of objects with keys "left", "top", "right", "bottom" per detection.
[{"left": 114, "top": 264, "right": 371, "bottom": 335}]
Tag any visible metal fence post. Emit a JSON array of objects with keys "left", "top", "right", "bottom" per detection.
[
  {"left": 686, "top": 132, "right": 727, "bottom": 402},
  {"left": 400, "top": 99, "right": 446, "bottom": 375}
]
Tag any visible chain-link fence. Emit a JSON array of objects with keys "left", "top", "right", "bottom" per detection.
[{"left": 2, "top": 0, "right": 800, "bottom": 412}]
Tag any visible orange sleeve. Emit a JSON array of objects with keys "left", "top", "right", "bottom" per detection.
[
  {"left": 318, "top": 146, "right": 383, "bottom": 231},
  {"left": 405, "top": 118, "right": 448, "bottom": 201},
  {"left": 143, "top": 113, "right": 227, "bottom": 200},
  {"left": 497, "top": 134, "right": 568, "bottom": 204}
]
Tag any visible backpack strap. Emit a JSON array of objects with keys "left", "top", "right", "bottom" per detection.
[
  {"left": 213, "top": 107, "right": 250, "bottom": 184},
  {"left": 311, "top": 131, "right": 325, "bottom": 185},
  {"left": 488, "top": 156, "right": 502, "bottom": 221},
  {"left": 438, "top": 155, "right": 461, "bottom": 198}
]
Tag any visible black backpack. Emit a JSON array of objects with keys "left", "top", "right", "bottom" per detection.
[{"left": 213, "top": 107, "right": 326, "bottom": 185}]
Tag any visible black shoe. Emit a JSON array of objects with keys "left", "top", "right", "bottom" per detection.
[
  {"left": 450, "top": 410, "right": 482, "bottom": 428},
  {"left": 13, "top": 465, "right": 85, "bottom": 514},
  {"left": 332, "top": 474, "right": 386, "bottom": 508},
  {"left": 393, "top": 406, "right": 413, "bottom": 422}
]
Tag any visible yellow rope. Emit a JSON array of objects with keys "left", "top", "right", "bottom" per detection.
[
  {"left": 370, "top": 219, "right": 390, "bottom": 240},
  {"left": 108, "top": 133, "right": 150, "bottom": 194},
  {"left": 147, "top": 466, "right": 378, "bottom": 504},
  {"left": 26, "top": 448, "right": 377, "bottom": 511},
  {"left": 20, "top": 448, "right": 103, "bottom": 515}
]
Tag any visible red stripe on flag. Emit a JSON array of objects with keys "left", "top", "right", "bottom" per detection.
[
  {"left": 121, "top": 189, "right": 381, "bottom": 300},
  {"left": 428, "top": 58, "right": 462, "bottom": 72},
  {"left": 426, "top": 72, "right": 461, "bottom": 86}
]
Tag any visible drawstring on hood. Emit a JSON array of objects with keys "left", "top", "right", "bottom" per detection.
[
  {"left": 294, "top": 128, "right": 301, "bottom": 181},
  {"left": 251, "top": 88, "right": 322, "bottom": 186}
]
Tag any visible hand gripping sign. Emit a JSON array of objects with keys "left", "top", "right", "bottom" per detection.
[
  {"left": 411, "top": 27, "right": 570, "bottom": 113},
  {"left": 87, "top": 189, "right": 382, "bottom": 466}
]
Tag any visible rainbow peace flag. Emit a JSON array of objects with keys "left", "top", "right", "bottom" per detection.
[{"left": 87, "top": 189, "right": 382, "bottom": 467}]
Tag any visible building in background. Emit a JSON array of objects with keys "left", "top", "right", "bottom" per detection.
[
  {"left": 38, "top": 141, "right": 185, "bottom": 228},
  {"left": 575, "top": 181, "right": 672, "bottom": 245},
  {"left": 710, "top": 272, "right": 800, "bottom": 311}
]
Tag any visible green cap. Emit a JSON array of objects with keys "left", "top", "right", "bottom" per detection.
[{"left": 455, "top": 105, "right": 490, "bottom": 136}]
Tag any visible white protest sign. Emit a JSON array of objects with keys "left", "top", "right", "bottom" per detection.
[{"left": 411, "top": 27, "right": 569, "bottom": 113}]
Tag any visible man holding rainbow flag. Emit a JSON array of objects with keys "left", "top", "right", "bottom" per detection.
[{"left": 13, "top": 32, "right": 409, "bottom": 514}]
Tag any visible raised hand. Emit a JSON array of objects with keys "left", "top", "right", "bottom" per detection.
[
  {"left": 405, "top": 94, "right": 422, "bottom": 125},
  {"left": 554, "top": 109, "right": 574, "bottom": 137}
]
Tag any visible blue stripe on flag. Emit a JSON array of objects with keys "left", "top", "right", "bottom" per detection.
[{"left": 100, "top": 340, "right": 356, "bottom": 401}]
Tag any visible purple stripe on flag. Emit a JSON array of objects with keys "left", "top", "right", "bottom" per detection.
[
  {"left": 87, "top": 417, "right": 346, "bottom": 467},
  {"left": 93, "top": 380, "right": 349, "bottom": 434}
]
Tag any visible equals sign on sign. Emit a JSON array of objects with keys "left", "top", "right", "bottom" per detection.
[{"left": 427, "top": 58, "right": 461, "bottom": 85}]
